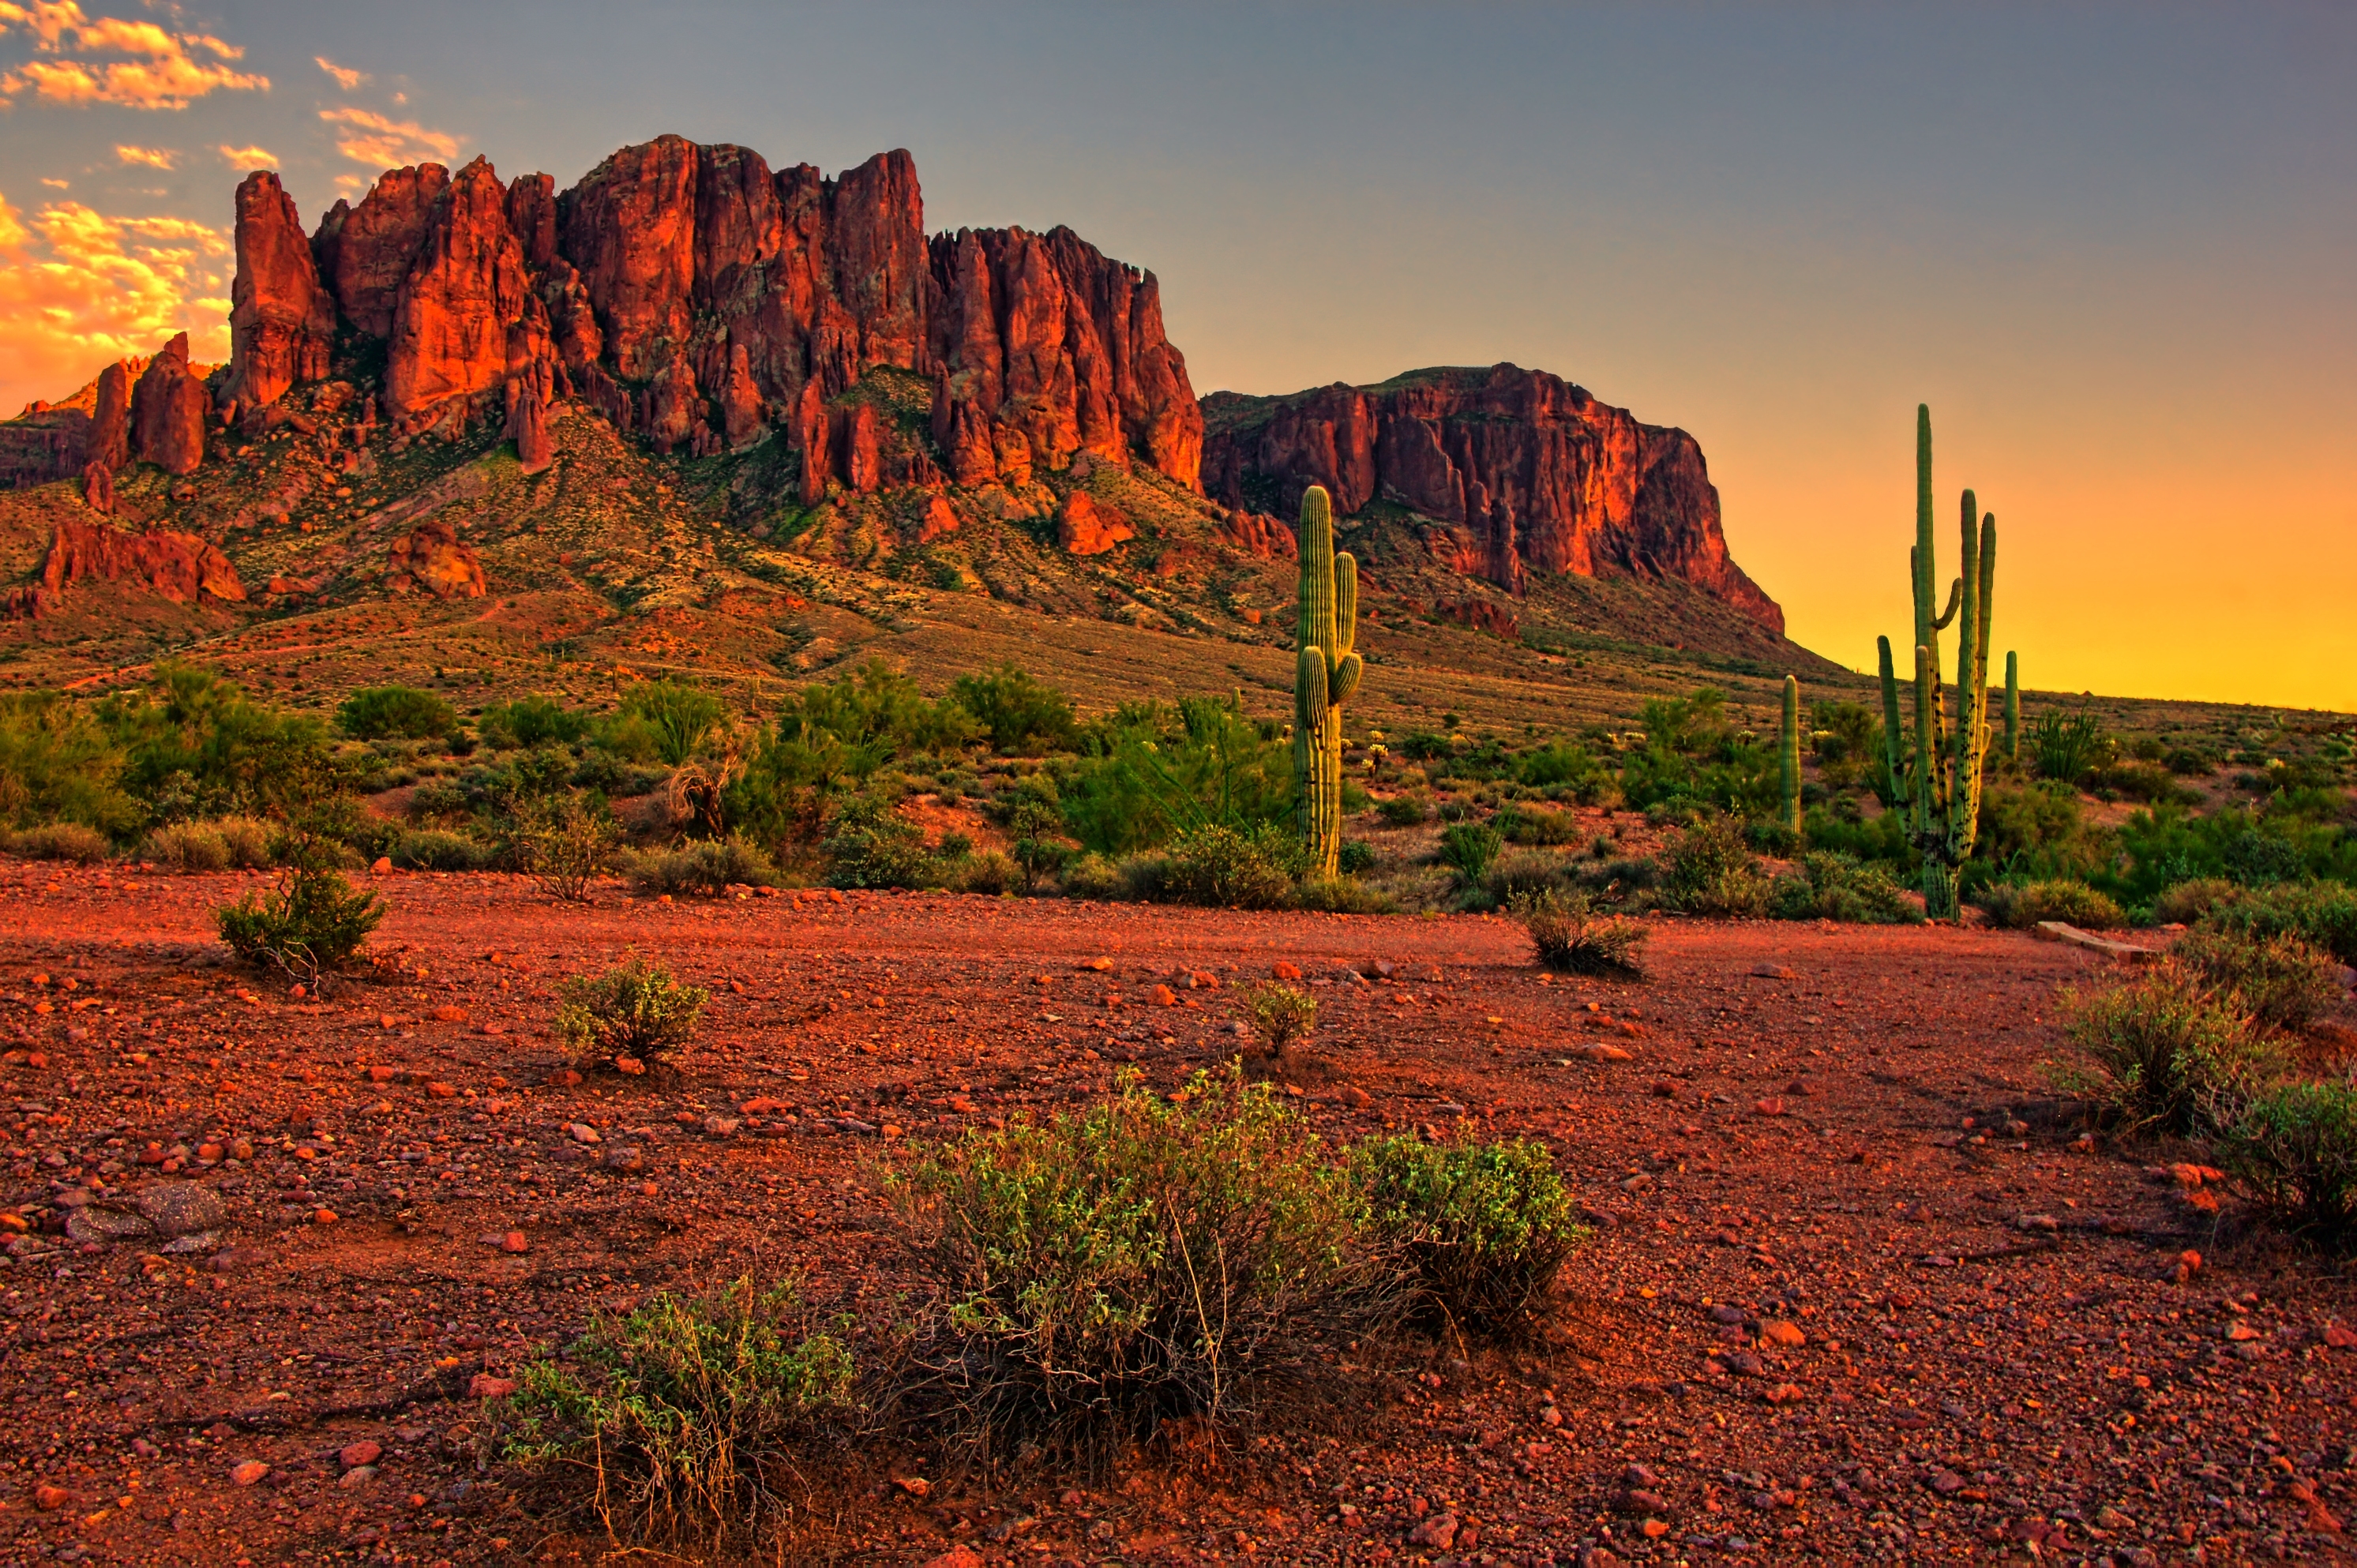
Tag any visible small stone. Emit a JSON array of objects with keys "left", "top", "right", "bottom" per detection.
[
  {"left": 1930, "top": 1469, "right": 1965, "bottom": 1495},
  {"left": 1764, "top": 1382, "right": 1804, "bottom": 1405},
  {"left": 1760, "top": 1319, "right": 1806, "bottom": 1348},
  {"left": 2224, "top": 1320, "right": 2260, "bottom": 1341},
  {"left": 566, "top": 1123, "right": 600, "bottom": 1145},
  {"left": 339, "top": 1441, "right": 381, "bottom": 1469},
  {"left": 231, "top": 1461, "right": 268, "bottom": 1487},
  {"left": 1577, "top": 1043, "right": 1635, "bottom": 1062},
  {"left": 370, "top": 857, "right": 392, "bottom": 874},
  {"left": 920, "top": 1548, "right": 986, "bottom": 1568},
  {"left": 701, "top": 1116, "right": 741, "bottom": 1138},
  {"left": 1724, "top": 1350, "right": 1766, "bottom": 1377},
  {"left": 601, "top": 1146, "right": 644, "bottom": 1172},
  {"left": 2014, "top": 1213, "right": 2060, "bottom": 1232},
  {"left": 2323, "top": 1322, "right": 2357, "bottom": 1349},
  {"left": 614, "top": 1056, "right": 646, "bottom": 1075},
  {"left": 1150, "top": 985, "right": 1178, "bottom": 1007},
  {"left": 1080, "top": 956, "right": 1113, "bottom": 972},
  {"left": 312, "top": 1207, "right": 339, "bottom": 1225},
  {"left": 548, "top": 1069, "right": 584, "bottom": 1087},
  {"left": 1750, "top": 963, "right": 1794, "bottom": 978},
  {"left": 340, "top": 1465, "right": 378, "bottom": 1488},
  {"left": 467, "top": 1373, "right": 517, "bottom": 1399},
  {"left": 34, "top": 1484, "right": 71, "bottom": 1511},
  {"left": 1273, "top": 961, "right": 1303, "bottom": 980},
  {"left": 894, "top": 1476, "right": 932, "bottom": 1497},
  {"left": 1406, "top": 1511, "right": 1458, "bottom": 1548},
  {"left": 1755, "top": 1097, "right": 1788, "bottom": 1116},
  {"left": 431, "top": 1004, "right": 466, "bottom": 1022},
  {"left": 499, "top": 1231, "right": 528, "bottom": 1253}
]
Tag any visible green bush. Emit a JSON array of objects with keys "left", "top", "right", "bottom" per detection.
[
  {"left": 2217, "top": 1082, "right": 2357, "bottom": 1246},
  {"left": 513, "top": 793, "right": 620, "bottom": 901},
  {"left": 2174, "top": 928, "right": 2342, "bottom": 1033},
  {"left": 1377, "top": 794, "right": 1429, "bottom": 827},
  {"left": 1980, "top": 879, "right": 2126, "bottom": 931},
  {"left": 1244, "top": 981, "right": 1317, "bottom": 1060},
  {"left": 950, "top": 664, "right": 1079, "bottom": 756},
  {"left": 955, "top": 850, "right": 1019, "bottom": 895},
  {"left": 821, "top": 794, "right": 941, "bottom": 890},
  {"left": 392, "top": 828, "right": 490, "bottom": 872},
  {"left": 2029, "top": 707, "right": 2110, "bottom": 784},
  {"left": 1336, "top": 838, "right": 1377, "bottom": 876},
  {"left": 556, "top": 955, "right": 709, "bottom": 1065},
  {"left": 1496, "top": 804, "right": 1582, "bottom": 847},
  {"left": 0, "top": 690, "right": 139, "bottom": 836},
  {"left": 1770, "top": 853, "right": 1923, "bottom": 925},
  {"left": 631, "top": 838, "right": 780, "bottom": 898},
  {"left": 1514, "top": 888, "right": 1647, "bottom": 977},
  {"left": 1353, "top": 1134, "right": 1586, "bottom": 1334},
  {"left": 2152, "top": 877, "right": 2240, "bottom": 926},
  {"left": 1293, "top": 876, "right": 1394, "bottom": 915},
  {"left": 216, "top": 861, "right": 385, "bottom": 981},
  {"left": 11, "top": 821, "right": 111, "bottom": 863},
  {"left": 1664, "top": 816, "right": 1770, "bottom": 917},
  {"left": 2199, "top": 882, "right": 2357, "bottom": 966},
  {"left": 1059, "top": 852, "right": 1124, "bottom": 901},
  {"left": 2061, "top": 963, "right": 2280, "bottom": 1135},
  {"left": 479, "top": 695, "right": 588, "bottom": 751},
  {"left": 888, "top": 1067, "right": 1376, "bottom": 1461},
  {"left": 336, "top": 685, "right": 456, "bottom": 741},
  {"left": 1484, "top": 847, "right": 1569, "bottom": 906},
  {"left": 619, "top": 681, "right": 729, "bottom": 766},
  {"left": 212, "top": 815, "right": 274, "bottom": 868},
  {"left": 1159, "top": 823, "right": 1297, "bottom": 910},
  {"left": 143, "top": 820, "right": 228, "bottom": 872},
  {"left": 1438, "top": 821, "right": 1504, "bottom": 884},
  {"left": 497, "top": 1274, "right": 853, "bottom": 1546}
]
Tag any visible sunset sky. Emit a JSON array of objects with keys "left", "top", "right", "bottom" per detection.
[{"left": 2, "top": 2, "right": 2350, "bottom": 711}]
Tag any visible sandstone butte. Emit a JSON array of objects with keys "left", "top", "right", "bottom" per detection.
[{"left": 0, "top": 134, "right": 1783, "bottom": 631}]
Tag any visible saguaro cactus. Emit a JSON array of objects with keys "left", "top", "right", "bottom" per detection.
[
  {"left": 1877, "top": 404, "right": 2014, "bottom": 920},
  {"left": 2004, "top": 651, "right": 2021, "bottom": 763},
  {"left": 1293, "top": 485, "right": 1362, "bottom": 879},
  {"left": 1780, "top": 674, "right": 1803, "bottom": 838}
]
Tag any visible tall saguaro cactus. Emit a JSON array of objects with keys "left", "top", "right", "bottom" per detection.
[
  {"left": 1877, "top": 404, "right": 2014, "bottom": 920},
  {"left": 1293, "top": 484, "right": 1362, "bottom": 879},
  {"left": 1780, "top": 674, "right": 1803, "bottom": 838},
  {"left": 2003, "top": 651, "right": 2021, "bottom": 763}
]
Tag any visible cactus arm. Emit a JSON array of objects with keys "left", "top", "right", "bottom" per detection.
[
  {"left": 1913, "top": 404, "right": 1936, "bottom": 666},
  {"left": 1331, "top": 651, "right": 1364, "bottom": 704},
  {"left": 1878, "top": 634, "right": 1905, "bottom": 805},
  {"left": 2004, "top": 649, "right": 2020, "bottom": 762},
  {"left": 1950, "top": 489, "right": 1981, "bottom": 849},
  {"left": 1781, "top": 673, "right": 1803, "bottom": 838},
  {"left": 1333, "top": 552, "right": 1358, "bottom": 661},
  {"left": 1913, "top": 642, "right": 1936, "bottom": 838},
  {"left": 1932, "top": 576, "right": 1962, "bottom": 632}
]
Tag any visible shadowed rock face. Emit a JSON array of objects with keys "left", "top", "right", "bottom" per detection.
[
  {"left": 129, "top": 334, "right": 209, "bottom": 477},
  {"left": 1200, "top": 365, "right": 1782, "bottom": 632}
]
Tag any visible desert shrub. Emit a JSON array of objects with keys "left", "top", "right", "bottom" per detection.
[
  {"left": 1378, "top": 794, "right": 1429, "bottom": 827},
  {"left": 2152, "top": 877, "right": 2241, "bottom": 926},
  {"left": 1770, "top": 853, "right": 1922, "bottom": 925},
  {"left": 1980, "top": 879, "right": 2126, "bottom": 931},
  {"left": 1293, "top": 876, "right": 1394, "bottom": 915},
  {"left": 1058, "top": 853, "right": 1124, "bottom": 901},
  {"left": 1158, "top": 824, "right": 1297, "bottom": 910},
  {"left": 1514, "top": 888, "right": 1647, "bottom": 977},
  {"left": 0, "top": 690, "right": 139, "bottom": 836},
  {"left": 1353, "top": 1135, "right": 1586, "bottom": 1334},
  {"left": 392, "top": 828, "right": 490, "bottom": 872},
  {"left": 216, "top": 860, "right": 384, "bottom": 981},
  {"left": 1664, "top": 816, "right": 1770, "bottom": 917},
  {"left": 12, "top": 822, "right": 111, "bottom": 863},
  {"left": 1337, "top": 838, "right": 1377, "bottom": 876},
  {"left": 2029, "top": 707, "right": 2111, "bottom": 784},
  {"left": 1244, "top": 982, "right": 1318, "bottom": 1059},
  {"left": 2216, "top": 1082, "right": 2357, "bottom": 1246},
  {"left": 1516, "top": 741, "right": 1616, "bottom": 803},
  {"left": 211, "top": 815, "right": 273, "bottom": 868},
  {"left": 1005, "top": 791, "right": 1072, "bottom": 895},
  {"left": 2198, "top": 882, "right": 2357, "bottom": 966},
  {"left": 1438, "top": 821, "right": 1504, "bottom": 884},
  {"left": 1484, "top": 847, "right": 1568, "bottom": 906},
  {"left": 888, "top": 1067, "right": 1376, "bottom": 1461},
  {"left": 497, "top": 1274, "right": 853, "bottom": 1546},
  {"left": 619, "top": 681, "right": 728, "bottom": 766},
  {"left": 479, "top": 695, "right": 588, "bottom": 752},
  {"left": 2062, "top": 963, "right": 2279, "bottom": 1135},
  {"left": 2089, "top": 760, "right": 2190, "bottom": 805},
  {"left": 2174, "top": 928, "right": 2343, "bottom": 1033},
  {"left": 818, "top": 792, "right": 940, "bottom": 890},
  {"left": 954, "top": 850, "right": 1019, "bottom": 896},
  {"left": 632, "top": 838, "right": 780, "bottom": 898},
  {"left": 143, "top": 820, "right": 228, "bottom": 872},
  {"left": 336, "top": 685, "right": 456, "bottom": 741},
  {"left": 1619, "top": 688, "right": 1776, "bottom": 817},
  {"left": 949, "top": 664, "right": 1079, "bottom": 756},
  {"left": 556, "top": 955, "right": 709, "bottom": 1064},
  {"left": 514, "top": 793, "right": 621, "bottom": 901},
  {"left": 1495, "top": 804, "right": 1582, "bottom": 848}
]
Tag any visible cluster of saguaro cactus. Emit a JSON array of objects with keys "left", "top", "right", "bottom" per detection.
[
  {"left": 1877, "top": 405, "right": 2017, "bottom": 919},
  {"left": 1780, "top": 673, "right": 1803, "bottom": 838},
  {"left": 1293, "top": 485, "right": 1362, "bottom": 879}
]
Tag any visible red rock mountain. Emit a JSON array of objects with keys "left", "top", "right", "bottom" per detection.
[{"left": 1202, "top": 365, "right": 1782, "bottom": 632}]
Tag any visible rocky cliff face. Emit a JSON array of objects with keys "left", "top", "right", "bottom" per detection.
[
  {"left": 4, "top": 516, "right": 244, "bottom": 618},
  {"left": 208, "top": 136, "right": 1203, "bottom": 494},
  {"left": 1202, "top": 365, "right": 1781, "bottom": 632}
]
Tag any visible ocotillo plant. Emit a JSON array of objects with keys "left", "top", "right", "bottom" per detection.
[
  {"left": 2004, "top": 651, "right": 2021, "bottom": 763},
  {"left": 1292, "top": 484, "right": 1362, "bottom": 879},
  {"left": 1876, "top": 404, "right": 2014, "bottom": 919},
  {"left": 1779, "top": 674, "right": 1803, "bottom": 838}
]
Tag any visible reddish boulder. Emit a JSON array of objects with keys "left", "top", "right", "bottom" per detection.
[
  {"left": 505, "top": 382, "right": 552, "bottom": 474},
  {"left": 7, "top": 517, "right": 245, "bottom": 617},
  {"left": 386, "top": 158, "right": 535, "bottom": 432},
  {"left": 129, "top": 333, "right": 208, "bottom": 475},
  {"left": 87, "top": 361, "right": 130, "bottom": 471},
  {"left": 387, "top": 518, "right": 487, "bottom": 598},
  {"left": 319, "top": 163, "right": 451, "bottom": 339},
  {"left": 1202, "top": 365, "right": 1782, "bottom": 632},
  {"left": 1057, "top": 491, "right": 1133, "bottom": 556},
  {"left": 225, "top": 171, "right": 336, "bottom": 410},
  {"left": 1215, "top": 508, "right": 1296, "bottom": 561},
  {"left": 914, "top": 494, "right": 959, "bottom": 544},
  {"left": 82, "top": 460, "right": 114, "bottom": 515}
]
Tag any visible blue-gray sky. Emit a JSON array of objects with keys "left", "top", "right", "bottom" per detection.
[{"left": 4, "top": 2, "right": 2351, "bottom": 707}]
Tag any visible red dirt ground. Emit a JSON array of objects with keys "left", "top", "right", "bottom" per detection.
[{"left": 1, "top": 859, "right": 2352, "bottom": 1566}]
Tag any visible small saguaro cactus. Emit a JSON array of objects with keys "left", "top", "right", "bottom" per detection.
[
  {"left": 1876, "top": 404, "right": 2019, "bottom": 919},
  {"left": 1292, "top": 484, "right": 1362, "bottom": 879},
  {"left": 1779, "top": 674, "right": 1803, "bottom": 838},
  {"left": 2004, "top": 651, "right": 2021, "bottom": 763}
]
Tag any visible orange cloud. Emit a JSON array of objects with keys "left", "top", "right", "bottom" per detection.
[
  {"left": 0, "top": 1, "right": 267, "bottom": 110},
  {"left": 0, "top": 187, "right": 229, "bottom": 415},
  {"left": 216, "top": 143, "right": 275, "bottom": 168},
  {"left": 314, "top": 55, "right": 364, "bottom": 91},
  {"left": 318, "top": 106, "right": 460, "bottom": 167},
  {"left": 114, "top": 143, "right": 174, "bottom": 169}
]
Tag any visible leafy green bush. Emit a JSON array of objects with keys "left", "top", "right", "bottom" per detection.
[
  {"left": 513, "top": 793, "right": 620, "bottom": 901},
  {"left": 1438, "top": 821, "right": 1504, "bottom": 884},
  {"left": 336, "top": 685, "right": 456, "bottom": 741},
  {"left": 1377, "top": 793, "right": 1429, "bottom": 827},
  {"left": 2199, "top": 882, "right": 2357, "bottom": 965},
  {"left": 631, "top": 838, "right": 780, "bottom": 898},
  {"left": 821, "top": 793, "right": 940, "bottom": 890},
  {"left": 1496, "top": 803, "right": 1582, "bottom": 847},
  {"left": 1980, "top": 879, "right": 2126, "bottom": 931},
  {"left": 1664, "top": 816, "right": 1770, "bottom": 917},
  {"left": 1619, "top": 688, "right": 1776, "bottom": 817},
  {"left": 1484, "top": 847, "right": 1569, "bottom": 906},
  {"left": 392, "top": 828, "right": 490, "bottom": 872},
  {"left": 2217, "top": 1082, "right": 2357, "bottom": 1246},
  {"left": 479, "top": 695, "right": 588, "bottom": 751},
  {"left": 2061, "top": 963, "right": 2279, "bottom": 1135},
  {"left": 12, "top": 821, "right": 112, "bottom": 863},
  {"left": 1353, "top": 1135, "right": 1586, "bottom": 1334},
  {"left": 497, "top": 1274, "right": 853, "bottom": 1546},
  {"left": 619, "top": 681, "right": 729, "bottom": 766},
  {"left": 2029, "top": 707, "right": 2110, "bottom": 784},
  {"left": 1293, "top": 876, "right": 1394, "bottom": 915},
  {"left": 1516, "top": 741, "right": 1616, "bottom": 803},
  {"left": 954, "top": 850, "right": 1019, "bottom": 895},
  {"left": 212, "top": 815, "right": 273, "bottom": 868},
  {"left": 2152, "top": 877, "right": 2240, "bottom": 926},
  {"left": 143, "top": 820, "right": 229, "bottom": 872},
  {"left": 1770, "top": 853, "right": 1923, "bottom": 925},
  {"left": 2174, "top": 928, "right": 2342, "bottom": 1033},
  {"left": 0, "top": 690, "right": 139, "bottom": 837},
  {"left": 556, "top": 955, "right": 709, "bottom": 1064},
  {"left": 1244, "top": 981, "right": 1317, "bottom": 1060},
  {"left": 1336, "top": 838, "right": 1377, "bottom": 876},
  {"left": 950, "top": 663, "right": 1079, "bottom": 756},
  {"left": 1158, "top": 823, "right": 1298, "bottom": 910},
  {"left": 216, "top": 861, "right": 385, "bottom": 981},
  {"left": 1059, "top": 852, "right": 1124, "bottom": 901},
  {"left": 888, "top": 1068, "right": 1376, "bottom": 1461},
  {"left": 1057, "top": 695, "right": 1293, "bottom": 857},
  {"left": 1514, "top": 888, "right": 1647, "bottom": 977}
]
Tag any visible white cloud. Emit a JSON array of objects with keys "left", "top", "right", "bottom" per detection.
[
  {"left": 314, "top": 55, "right": 364, "bottom": 90},
  {"left": 216, "top": 143, "right": 275, "bottom": 168},
  {"left": 0, "top": 1, "right": 268, "bottom": 110},
  {"left": 114, "top": 143, "right": 174, "bottom": 168},
  {"left": 318, "top": 106, "right": 460, "bottom": 168}
]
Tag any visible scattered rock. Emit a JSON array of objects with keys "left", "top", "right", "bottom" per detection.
[{"left": 231, "top": 1461, "right": 269, "bottom": 1487}]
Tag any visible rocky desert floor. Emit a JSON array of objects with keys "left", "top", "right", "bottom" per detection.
[{"left": 0, "top": 857, "right": 2352, "bottom": 1566}]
